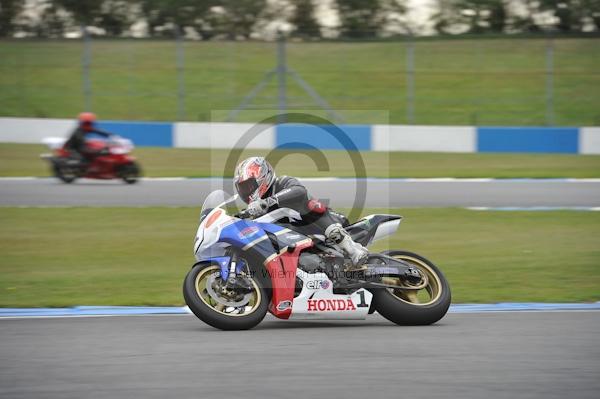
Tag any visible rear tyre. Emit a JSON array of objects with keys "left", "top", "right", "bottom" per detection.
[
  {"left": 119, "top": 162, "right": 141, "bottom": 184},
  {"left": 52, "top": 160, "right": 78, "bottom": 184},
  {"left": 183, "top": 262, "right": 269, "bottom": 330},
  {"left": 372, "top": 250, "right": 451, "bottom": 326}
]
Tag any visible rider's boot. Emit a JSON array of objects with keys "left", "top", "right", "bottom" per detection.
[{"left": 324, "top": 223, "right": 369, "bottom": 270}]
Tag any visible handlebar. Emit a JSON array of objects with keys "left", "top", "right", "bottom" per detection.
[{"left": 236, "top": 209, "right": 251, "bottom": 219}]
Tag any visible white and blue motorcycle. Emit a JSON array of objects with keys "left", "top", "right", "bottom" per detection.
[{"left": 183, "top": 190, "right": 451, "bottom": 330}]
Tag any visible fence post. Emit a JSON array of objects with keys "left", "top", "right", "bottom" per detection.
[
  {"left": 81, "top": 25, "right": 92, "bottom": 111},
  {"left": 18, "top": 45, "right": 25, "bottom": 115},
  {"left": 545, "top": 37, "right": 555, "bottom": 126},
  {"left": 471, "top": 40, "right": 483, "bottom": 125},
  {"left": 276, "top": 31, "right": 287, "bottom": 124},
  {"left": 406, "top": 36, "right": 415, "bottom": 124},
  {"left": 176, "top": 25, "right": 186, "bottom": 121}
]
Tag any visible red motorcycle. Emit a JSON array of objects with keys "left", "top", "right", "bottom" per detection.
[{"left": 41, "top": 135, "right": 141, "bottom": 184}]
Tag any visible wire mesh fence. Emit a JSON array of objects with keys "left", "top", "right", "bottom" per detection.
[{"left": 1, "top": 33, "right": 599, "bottom": 126}]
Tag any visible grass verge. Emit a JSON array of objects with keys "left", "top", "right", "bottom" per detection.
[
  {"left": 3, "top": 143, "right": 600, "bottom": 178},
  {"left": 1, "top": 207, "right": 598, "bottom": 307}
]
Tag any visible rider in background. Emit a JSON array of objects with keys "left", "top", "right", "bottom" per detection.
[
  {"left": 234, "top": 157, "right": 369, "bottom": 270},
  {"left": 64, "top": 112, "right": 112, "bottom": 164}
]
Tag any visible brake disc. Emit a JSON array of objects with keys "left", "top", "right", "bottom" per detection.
[{"left": 205, "top": 273, "right": 253, "bottom": 307}]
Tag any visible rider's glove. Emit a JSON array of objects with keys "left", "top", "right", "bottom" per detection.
[{"left": 246, "top": 199, "right": 268, "bottom": 218}]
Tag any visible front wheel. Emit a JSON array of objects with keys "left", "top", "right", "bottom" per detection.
[
  {"left": 118, "top": 162, "right": 141, "bottom": 184},
  {"left": 183, "top": 262, "right": 269, "bottom": 330},
  {"left": 371, "top": 250, "right": 451, "bottom": 325}
]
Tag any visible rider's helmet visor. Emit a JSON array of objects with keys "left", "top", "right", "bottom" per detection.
[{"left": 236, "top": 178, "right": 259, "bottom": 203}]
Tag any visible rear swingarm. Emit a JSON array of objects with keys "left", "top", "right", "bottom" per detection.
[
  {"left": 343, "top": 279, "right": 426, "bottom": 291},
  {"left": 364, "top": 253, "right": 423, "bottom": 283},
  {"left": 332, "top": 254, "right": 426, "bottom": 291}
]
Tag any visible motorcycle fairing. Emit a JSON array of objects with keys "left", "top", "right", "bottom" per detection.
[
  {"left": 218, "top": 218, "right": 313, "bottom": 257},
  {"left": 264, "top": 228, "right": 312, "bottom": 253},
  {"left": 346, "top": 214, "right": 402, "bottom": 246},
  {"left": 264, "top": 238, "right": 313, "bottom": 319},
  {"left": 289, "top": 269, "right": 372, "bottom": 320},
  {"left": 219, "top": 219, "right": 285, "bottom": 246},
  {"left": 218, "top": 219, "right": 288, "bottom": 260},
  {"left": 194, "top": 209, "right": 234, "bottom": 260}
]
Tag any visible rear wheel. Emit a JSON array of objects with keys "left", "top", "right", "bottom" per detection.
[
  {"left": 183, "top": 262, "right": 268, "bottom": 330},
  {"left": 52, "top": 160, "right": 78, "bottom": 183},
  {"left": 372, "top": 250, "right": 451, "bottom": 325}
]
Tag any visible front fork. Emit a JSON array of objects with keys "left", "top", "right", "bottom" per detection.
[
  {"left": 219, "top": 252, "right": 253, "bottom": 294},
  {"left": 218, "top": 252, "right": 246, "bottom": 281}
]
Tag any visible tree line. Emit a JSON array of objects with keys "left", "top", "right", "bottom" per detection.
[
  {"left": 0, "top": 0, "right": 599, "bottom": 39},
  {"left": 434, "top": 0, "right": 600, "bottom": 34}
]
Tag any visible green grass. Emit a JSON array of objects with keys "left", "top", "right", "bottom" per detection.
[
  {"left": 1, "top": 38, "right": 599, "bottom": 125},
  {"left": 1, "top": 207, "right": 599, "bottom": 307},
  {"left": 3, "top": 143, "right": 600, "bottom": 178}
]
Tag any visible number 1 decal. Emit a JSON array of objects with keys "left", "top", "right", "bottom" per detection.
[{"left": 357, "top": 290, "right": 369, "bottom": 308}]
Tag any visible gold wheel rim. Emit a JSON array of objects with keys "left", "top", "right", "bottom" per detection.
[
  {"left": 194, "top": 265, "right": 262, "bottom": 316},
  {"left": 388, "top": 255, "right": 442, "bottom": 306}
]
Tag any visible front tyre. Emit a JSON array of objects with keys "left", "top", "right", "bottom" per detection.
[
  {"left": 118, "top": 162, "right": 141, "bottom": 184},
  {"left": 183, "top": 262, "right": 268, "bottom": 330},
  {"left": 372, "top": 251, "right": 451, "bottom": 326}
]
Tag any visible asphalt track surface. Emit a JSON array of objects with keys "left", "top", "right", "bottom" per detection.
[
  {"left": 1, "top": 177, "right": 600, "bottom": 208},
  {"left": 1, "top": 312, "right": 598, "bottom": 399}
]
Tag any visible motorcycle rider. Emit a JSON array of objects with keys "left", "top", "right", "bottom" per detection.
[
  {"left": 234, "top": 156, "right": 368, "bottom": 269},
  {"left": 64, "top": 112, "right": 112, "bottom": 165}
]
